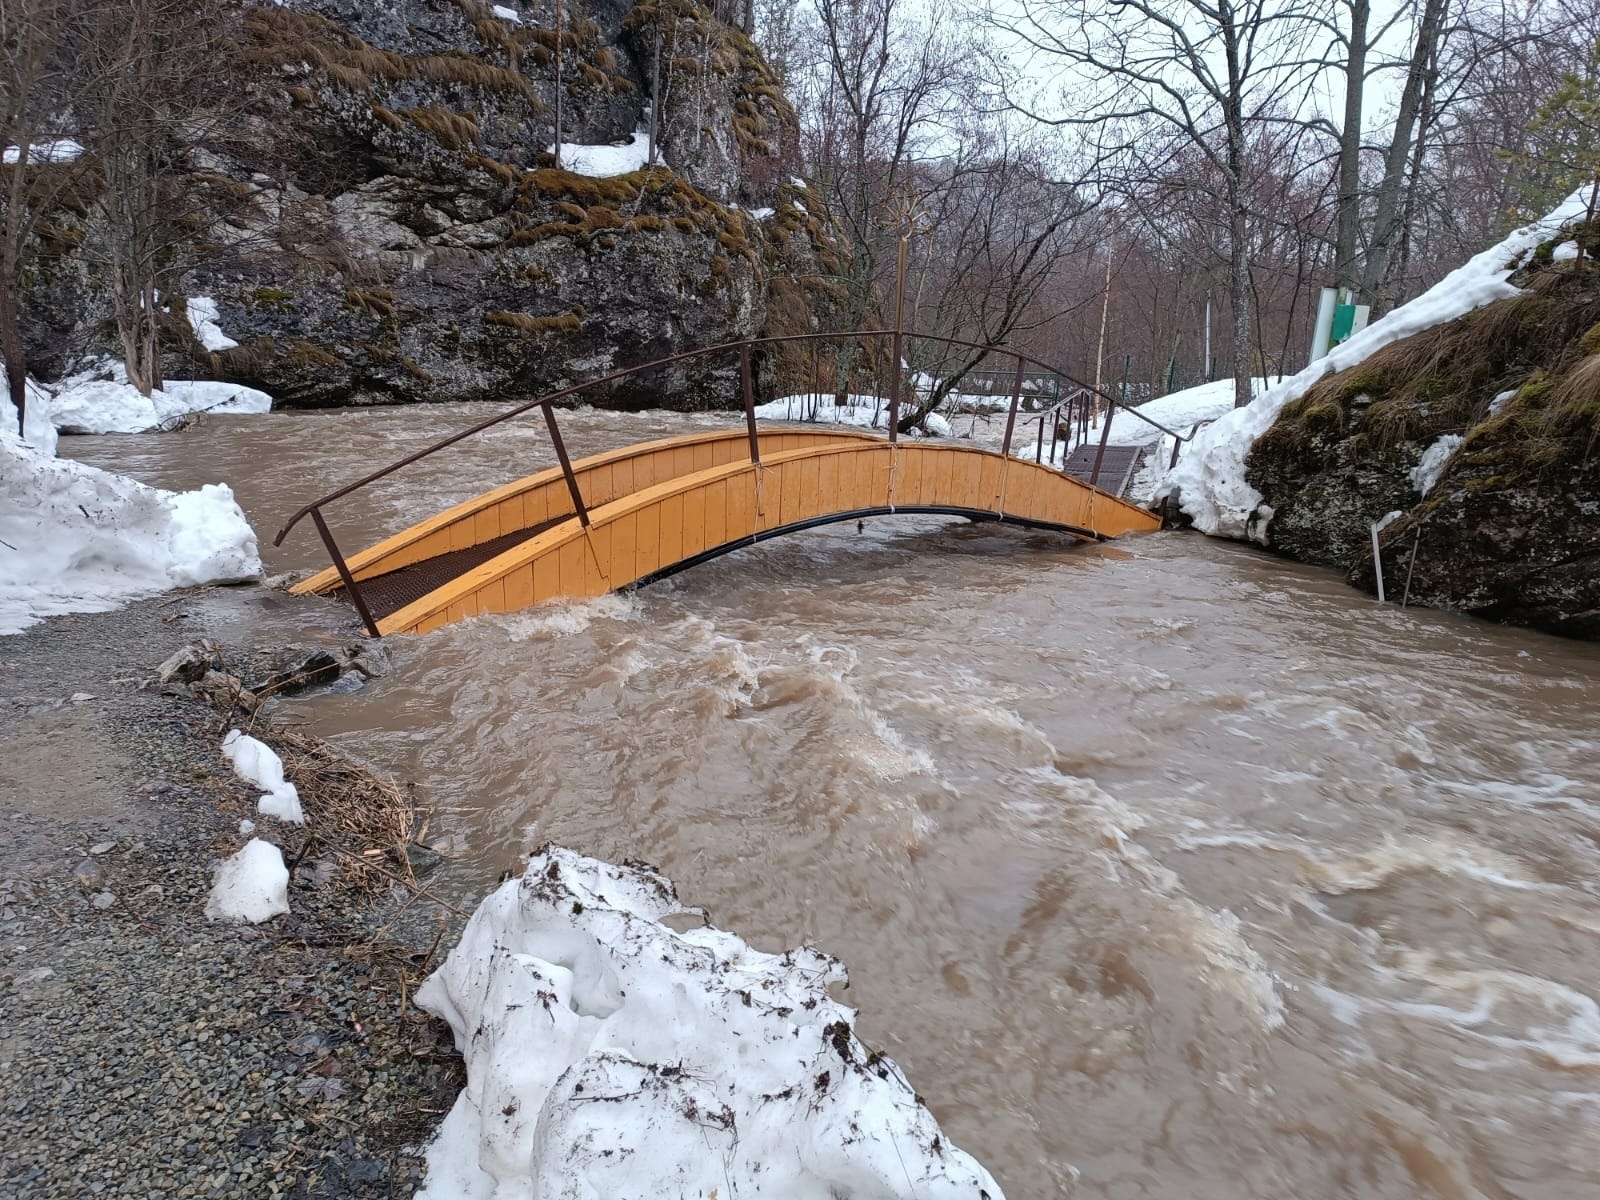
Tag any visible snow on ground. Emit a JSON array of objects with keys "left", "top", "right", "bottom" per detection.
[
  {"left": 1156, "top": 185, "right": 1595, "bottom": 541},
  {"left": 49, "top": 378, "right": 272, "bottom": 434},
  {"left": 2, "top": 139, "right": 83, "bottom": 165},
  {"left": 205, "top": 838, "right": 290, "bottom": 923},
  {"left": 186, "top": 296, "right": 239, "bottom": 352},
  {"left": 414, "top": 846, "right": 1004, "bottom": 1200},
  {"left": 490, "top": 3, "right": 520, "bottom": 21},
  {"left": 1410, "top": 433, "right": 1464, "bottom": 496},
  {"left": 221, "top": 730, "right": 305, "bottom": 824},
  {"left": 756, "top": 393, "right": 953, "bottom": 437},
  {"left": 0, "top": 390, "right": 260, "bottom": 635},
  {"left": 550, "top": 128, "right": 662, "bottom": 177}
]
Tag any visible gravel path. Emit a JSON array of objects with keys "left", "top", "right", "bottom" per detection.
[{"left": 0, "top": 594, "right": 465, "bottom": 1199}]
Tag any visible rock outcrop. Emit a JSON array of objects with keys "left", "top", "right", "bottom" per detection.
[
  {"left": 24, "top": 0, "right": 844, "bottom": 410},
  {"left": 1245, "top": 239, "right": 1600, "bottom": 639}
]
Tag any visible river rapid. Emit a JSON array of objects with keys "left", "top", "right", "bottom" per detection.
[{"left": 73, "top": 406, "right": 1600, "bottom": 1199}]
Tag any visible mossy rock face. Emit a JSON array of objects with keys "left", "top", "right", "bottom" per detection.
[
  {"left": 1245, "top": 250, "right": 1600, "bottom": 639},
  {"left": 20, "top": 0, "right": 841, "bottom": 413}
]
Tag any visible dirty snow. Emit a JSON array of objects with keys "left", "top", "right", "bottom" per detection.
[
  {"left": 48, "top": 378, "right": 272, "bottom": 434},
  {"left": 1156, "top": 185, "right": 1595, "bottom": 540},
  {"left": 1410, "top": 433, "right": 1463, "bottom": 495},
  {"left": 550, "top": 128, "right": 661, "bottom": 177},
  {"left": 205, "top": 838, "right": 290, "bottom": 923},
  {"left": 221, "top": 730, "right": 305, "bottom": 824},
  {"left": 0, "top": 389, "right": 260, "bottom": 635},
  {"left": 414, "top": 846, "right": 1003, "bottom": 1200}
]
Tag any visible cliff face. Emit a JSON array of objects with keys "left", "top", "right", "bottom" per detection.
[
  {"left": 1245, "top": 240, "right": 1600, "bottom": 639},
  {"left": 25, "top": 0, "right": 843, "bottom": 409}
]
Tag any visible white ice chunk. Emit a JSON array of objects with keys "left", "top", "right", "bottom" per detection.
[
  {"left": 491, "top": 3, "right": 520, "bottom": 20},
  {"left": 1156, "top": 184, "right": 1597, "bottom": 541},
  {"left": 221, "top": 729, "right": 305, "bottom": 824},
  {"left": 414, "top": 846, "right": 1004, "bottom": 1200},
  {"left": 205, "top": 838, "right": 290, "bottom": 923}
]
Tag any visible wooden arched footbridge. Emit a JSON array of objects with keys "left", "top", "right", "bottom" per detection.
[{"left": 278, "top": 332, "right": 1186, "bottom": 637}]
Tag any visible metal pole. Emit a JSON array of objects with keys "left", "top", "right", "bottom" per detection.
[
  {"left": 1000, "top": 357, "right": 1023, "bottom": 458},
  {"left": 1088, "top": 403, "right": 1114, "bottom": 490},
  {"left": 888, "top": 233, "right": 908, "bottom": 443},
  {"left": 552, "top": 0, "right": 564, "bottom": 170},
  {"left": 1035, "top": 411, "right": 1045, "bottom": 462},
  {"left": 1370, "top": 521, "right": 1387, "bottom": 603},
  {"left": 541, "top": 402, "right": 589, "bottom": 526},
  {"left": 740, "top": 342, "right": 759, "bottom": 464},
  {"left": 310, "top": 507, "right": 381, "bottom": 639}
]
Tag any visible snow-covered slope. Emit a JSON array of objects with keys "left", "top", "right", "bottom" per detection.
[
  {"left": 1156, "top": 186, "right": 1595, "bottom": 540},
  {"left": 0, "top": 392, "right": 261, "bottom": 635},
  {"left": 415, "top": 847, "right": 1004, "bottom": 1200}
]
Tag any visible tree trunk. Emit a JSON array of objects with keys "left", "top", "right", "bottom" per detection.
[
  {"left": 1360, "top": 0, "right": 1448, "bottom": 306},
  {"left": 1334, "top": 0, "right": 1369, "bottom": 295},
  {"left": 0, "top": 281, "right": 27, "bottom": 436}
]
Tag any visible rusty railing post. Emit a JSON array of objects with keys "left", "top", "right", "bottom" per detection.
[
  {"left": 310, "top": 506, "right": 381, "bottom": 639},
  {"left": 541, "top": 402, "right": 590, "bottom": 527},
  {"left": 1001, "top": 356, "right": 1024, "bottom": 458},
  {"left": 741, "top": 342, "right": 760, "bottom": 465},
  {"left": 1089, "top": 395, "right": 1115, "bottom": 490},
  {"left": 888, "top": 331, "right": 902, "bottom": 443}
]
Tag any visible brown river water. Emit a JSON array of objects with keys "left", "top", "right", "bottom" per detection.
[{"left": 72, "top": 406, "right": 1600, "bottom": 1199}]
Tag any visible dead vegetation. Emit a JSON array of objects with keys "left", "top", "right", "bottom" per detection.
[{"left": 485, "top": 308, "right": 583, "bottom": 334}]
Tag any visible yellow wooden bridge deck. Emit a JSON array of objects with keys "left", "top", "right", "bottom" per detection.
[{"left": 292, "top": 427, "right": 1160, "bottom": 636}]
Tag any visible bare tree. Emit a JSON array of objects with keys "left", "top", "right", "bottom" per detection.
[
  {"left": 0, "top": 0, "right": 83, "bottom": 434},
  {"left": 992, "top": 0, "right": 1331, "bottom": 406},
  {"left": 68, "top": 0, "right": 230, "bottom": 395}
]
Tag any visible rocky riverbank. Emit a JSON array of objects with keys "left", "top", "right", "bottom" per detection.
[{"left": 0, "top": 595, "right": 464, "bottom": 1199}]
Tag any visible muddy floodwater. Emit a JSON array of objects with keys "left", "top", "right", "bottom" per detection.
[{"left": 73, "top": 406, "right": 1600, "bottom": 1198}]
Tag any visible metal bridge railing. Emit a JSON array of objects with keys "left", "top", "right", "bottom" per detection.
[{"left": 274, "top": 329, "right": 1195, "bottom": 636}]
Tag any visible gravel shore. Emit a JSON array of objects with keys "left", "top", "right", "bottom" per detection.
[{"left": 0, "top": 593, "right": 464, "bottom": 1199}]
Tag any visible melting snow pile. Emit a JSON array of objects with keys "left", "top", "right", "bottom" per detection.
[
  {"left": 47, "top": 378, "right": 272, "bottom": 434},
  {"left": 756, "top": 393, "right": 953, "bottom": 437},
  {"left": 222, "top": 729, "right": 305, "bottom": 824},
  {"left": 0, "top": 391, "right": 260, "bottom": 635},
  {"left": 550, "top": 127, "right": 663, "bottom": 177},
  {"left": 414, "top": 847, "right": 1004, "bottom": 1200},
  {"left": 1157, "top": 184, "right": 1596, "bottom": 540},
  {"left": 204, "top": 837, "right": 290, "bottom": 923}
]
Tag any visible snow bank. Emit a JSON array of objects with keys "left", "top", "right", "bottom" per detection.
[
  {"left": 550, "top": 128, "right": 662, "bottom": 177},
  {"left": 221, "top": 730, "right": 304, "bottom": 824},
  {"left": 1157, "top": 185, "right": 1595, "bottom": 540},
  {"left": 205, "top": 838, "right": 290, "bottom": 923},
  {"left": 757, "top": 393, "right": 953, "bottom": 437},
  {"left": 414, "top": 847, "right": 1004, "bottom": 1200},
  {"left": 49, "top": 378, "right": 272, "bottom": 434},
  {"left": 0, "top": 410, "right": 260, "bottom": 635}
]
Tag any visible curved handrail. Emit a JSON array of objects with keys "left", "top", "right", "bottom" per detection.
[{"left": 273, "top": 327, "right": 1190, "bottom": 636}]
